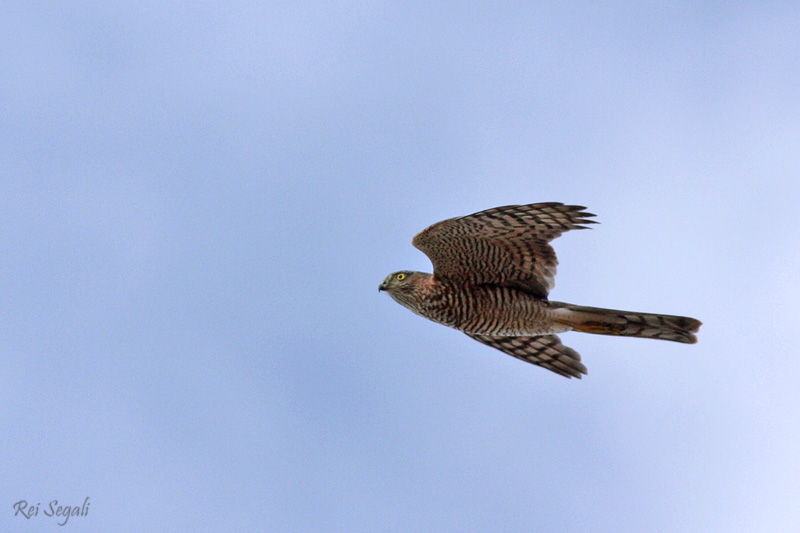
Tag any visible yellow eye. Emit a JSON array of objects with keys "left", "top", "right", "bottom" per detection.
[{"left": 395, "top": 273, "right": 406, "bottom": 281}]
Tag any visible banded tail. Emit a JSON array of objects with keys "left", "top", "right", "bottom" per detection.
[{"left": 551, "top": 303, "right": 702, "bottom": 344}]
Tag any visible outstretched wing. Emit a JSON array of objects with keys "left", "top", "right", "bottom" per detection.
[
  {"left": 464, "top": 333, "right": 587, "bottom": 378},
  {"left": 412, "top": 203, "right": 595, "bottom": 298}
]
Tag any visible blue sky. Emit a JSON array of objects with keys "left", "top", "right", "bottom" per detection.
[{"left": 2, "top": 2, "right": 799, "bottom": 531}]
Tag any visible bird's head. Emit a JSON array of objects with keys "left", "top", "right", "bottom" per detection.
[
  {"left": 378, "top": 270, "right": 419, "bottom": 293},
  {"left": 379, "top": 270, "right": 434, "bottom": 308}
]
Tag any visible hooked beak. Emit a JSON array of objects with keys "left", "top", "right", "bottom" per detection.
[{"left": 378, "top": 281, "right": 388, "bottom": 292}]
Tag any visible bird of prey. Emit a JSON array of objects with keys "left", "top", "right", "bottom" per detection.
[{"left": 379, "top": 202, "right": 701, "bottom": 378}]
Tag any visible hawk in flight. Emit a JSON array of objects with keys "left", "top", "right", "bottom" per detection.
[{"left": 379, "top": 203, "right": 701, "bottom": 378}]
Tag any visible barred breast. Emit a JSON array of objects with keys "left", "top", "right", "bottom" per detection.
[{"left": 417, "top": 278, "right": 568, "bottom": 337}]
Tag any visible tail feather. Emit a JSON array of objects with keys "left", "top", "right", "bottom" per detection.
[{"left": 551, "top": 303, "right": 702, "bottom": 344}]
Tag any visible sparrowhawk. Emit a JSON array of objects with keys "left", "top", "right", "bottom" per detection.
[{"left": 379, "top": 202, "right": 701, "bottom": 378}]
